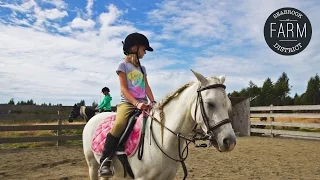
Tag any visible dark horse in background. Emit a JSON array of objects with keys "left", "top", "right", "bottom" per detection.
[{"left": 68, "top": 104, "right": 97, "bottom": 123}]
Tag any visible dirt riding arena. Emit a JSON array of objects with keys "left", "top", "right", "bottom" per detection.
[{"left": 0, "top": 137, "right": 319, "bottom": 180}]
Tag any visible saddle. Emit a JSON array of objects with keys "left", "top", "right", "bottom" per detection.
[{"left": 91, "top": 109, "right": 146, "bottom": 178}]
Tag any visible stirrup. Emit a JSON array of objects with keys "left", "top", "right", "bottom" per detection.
[
  {"left": 99, "top": 159, "right": 115, "bottom": 177},
  {"left": 100, "top": 158, "right": 112, "bottom": 168}
]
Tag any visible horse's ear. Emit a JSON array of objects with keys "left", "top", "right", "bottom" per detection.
[
  {"left": 190, "top": 69, "right": 208, "bottom": 85},
  {"left": 219, "top": 75, "right": 226, "bottom": 84},
  {"left": 74, "top": 104, "right": 77, "bottom": 107}
]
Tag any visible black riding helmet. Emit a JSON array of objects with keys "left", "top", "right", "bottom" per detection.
[
  {"left": 101, "top": 87, "right": 110, "bottom": 93},
  {"left": 122, "top": 32, "right": 153, "bottom": 55}
]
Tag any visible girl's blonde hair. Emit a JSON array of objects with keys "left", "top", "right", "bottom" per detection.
[{"left": 124, "top": 46, "right": 140, "bottom": 67}]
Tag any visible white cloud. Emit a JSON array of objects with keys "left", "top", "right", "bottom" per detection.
[
  {"left": 0, "top": 0, "right": 35, "bottom": 13},
  {"left": 99, "top": 4, "right": 122, "bottom": 27},
  {"left": 40, "top": 0, "right": 67, "bottom": 9},
  {"left": 86, "top": 0, "right": 94, "bottom": 17},
  {"left": 0, "top": 0, "right": 319, "bottom": 105},
  {"left": 42, "top": 8, "right": 68, "bottom": 20},
  {"left": 33, "top": 6, "right": 68, "bottom": 27},
  {"left": 0, "top": 2, "right": 178, "bottom": 105},
  {"left": 0, "top": 22, "right": 191, "bottom": 105},
  {"left": 149, "top": 0, "right": 320, "bottom": 95},
  {"left": 70, "top": 17, "right": 95, "bottom": 29},
  {"left": 0, "top": 24, "right": 121, "bottom": 104}
]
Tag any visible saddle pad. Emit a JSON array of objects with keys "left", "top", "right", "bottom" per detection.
[{"left": 91, "top": 114, "right": 142, "bottom": 157}]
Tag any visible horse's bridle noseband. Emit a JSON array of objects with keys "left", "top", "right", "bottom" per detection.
[{"left": 195, "top": 84, "right": 231, "bottom": 134}]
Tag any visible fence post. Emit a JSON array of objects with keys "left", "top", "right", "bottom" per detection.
[
  {"left": 270, "top": 104, "right": 274, "bottom": 137},
  {"left": 57, "top": 110, "right": 61, "bottom": 146}
]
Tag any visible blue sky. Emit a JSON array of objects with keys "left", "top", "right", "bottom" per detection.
[{"left": 0, "top": 0, "right": 319, "bottom": 106}]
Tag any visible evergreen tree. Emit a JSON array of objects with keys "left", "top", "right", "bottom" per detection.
[
  {"left": 77, "top": 100, "right": 85, "bottom": 106},
  {"left": 274, "top": 72, "right": 291, "bottom": 105},
  {"left": 247, "top": 81, "right": 261, "bottom": 106},
  {"left": 305, "top": 74, "right": 320, "bottom": 105},
  {"left": 92, "top": 101, "right": 98, "bottom": 108},
  {"left": 258, "top": 78, "right": 275, "bottom": 106},
  {"left": 293, "top": 93, "right": 301, "bottom": 105},
  {"left": 26, "top": 99, "right": 35, "bottom": 105},
  {"left": 8, "top": 98, "right": 15, "bottom": 105}
]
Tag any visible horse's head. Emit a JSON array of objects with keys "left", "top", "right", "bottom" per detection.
[
  {"left": 68, "top": 104, "right": 81, "bottom": 123},
  {"left": 191, "top": 69, "right": 236, "bottom": 152}
]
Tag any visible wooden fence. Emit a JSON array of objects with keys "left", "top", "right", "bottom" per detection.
[
  {"left": 0, "top": 104, "right": 86, "bottom": 145},
  {"left": 0, "top": 105, "right": 118, "bottom": 121},
  {"left": 0, "top": 120, "right": 85, "bottom": 145},
  {"left": 250, "top": 105, "right": 320, "bottom": 139},
  {"left": 0, "top": 98, "right": 251, "bottom": 145}
]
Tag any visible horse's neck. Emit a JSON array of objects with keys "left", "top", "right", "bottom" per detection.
[
  {"left": 169, "top": 83, "right": 198, "bottom": 133},
  {"left": 80, "top": 106, "right": 88, "bottom": 121},
  {"left": 151, "top": 83, "right": 198, "bottom": 146}
]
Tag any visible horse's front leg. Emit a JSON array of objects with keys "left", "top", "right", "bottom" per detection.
[
  {"left": 84, "top": 150, "right": 99, "bottom": 180},
  {"left": 87, "top": 160, "right": 99, "bottom": 180}
]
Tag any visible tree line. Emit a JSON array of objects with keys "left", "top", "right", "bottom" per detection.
[
  {"left": 228, "top": 72, "right": 320, "bottom": 106},
  {"left": 5, "top": 72, "right": 320, "bottom": 107},
  {"left": 6, "top": 98, "right": 98, "bottom": 107}
]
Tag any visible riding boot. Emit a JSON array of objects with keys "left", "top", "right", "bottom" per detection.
[{"left": 99, "top": 133, "right": 120, "bottom": 177}]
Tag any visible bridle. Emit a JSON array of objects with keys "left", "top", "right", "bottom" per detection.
[
  {"left": 140, "top": 83, "right": 232, "bottom": 180},
  {"left": 195, "top": 83, "right": 231, "bottom": 134}
]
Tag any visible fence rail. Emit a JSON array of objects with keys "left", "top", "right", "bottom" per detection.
[
  {"left": 250, "top": 105, "right": 320, "bottom": 139},
  {"left": 0, "top": 105, "right": 75, "bottom": 112},
  {"left": 0, "top": 135, "right": 83, "bottom": 144},
  {"left": 0, "top": 104, "right": 117, "bottom": 114},
  {"left": 0, "top": 124, "right": 85, "bottom": 131},
  {"left": 0, "top": 120, "right": 85, "bottom": 145},
  {"left": 250, "top": 105, "right": 320, "bottom": 111},
  {"left": 0, "top": 114, "right": 70, "bottom": 121},
  {"left": 250, "top": 128, "right": 320, "bottom": 138},
  {"left": 250, "top": 121, "right": 320, "bottom": 128},
  {"left": 250, "top": 113, "right": 320, "bottom": 118}
]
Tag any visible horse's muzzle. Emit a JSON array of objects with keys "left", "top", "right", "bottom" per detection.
[
  {"left": 209, "top": 131, "right": 236, "bottom": 152},
  {"left": 68, "top": 116, "right": 73, "bottom": 123},
  {"left": 222, "top": 137, "right": 236, "bottom": 151}
]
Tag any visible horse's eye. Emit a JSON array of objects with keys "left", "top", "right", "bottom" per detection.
[{"left": 207, "top": 102, "right": 215, "bottom": 108}]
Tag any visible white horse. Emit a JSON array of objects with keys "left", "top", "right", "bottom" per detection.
[{"left": 82, "top": 70, "right": 236, "bottom": 180}]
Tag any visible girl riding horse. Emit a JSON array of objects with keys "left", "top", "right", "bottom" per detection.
[
  {"left": 99, "top": 32, "right": 156, "bottom": 177},
  {"left": 95, "top": 87, "right": 112, "bottom": 112}
]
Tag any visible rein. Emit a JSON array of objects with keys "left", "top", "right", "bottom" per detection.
[{"left": 143, "top": 110, "right": 208, "bottom": 180}]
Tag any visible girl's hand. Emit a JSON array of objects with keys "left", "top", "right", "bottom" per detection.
[{"left": 137, "top": 103, "right": 149, "bottom": 110}]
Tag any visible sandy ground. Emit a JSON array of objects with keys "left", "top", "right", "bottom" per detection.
[{"left": 0, "top": 136, "right": 319, "bottom": 180}]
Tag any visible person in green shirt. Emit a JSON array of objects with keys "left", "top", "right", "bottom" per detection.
[{"left": 96, "top": 87, "right": 112, "bottom": 112}]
